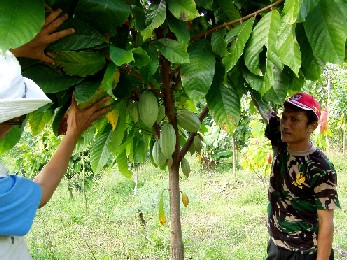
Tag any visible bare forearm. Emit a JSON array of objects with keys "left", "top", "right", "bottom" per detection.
[
  {"left": 34, "top": 133, "right": 78, "bottom": 207},
  {"left": 317, "top": 210, "right": 334, "bottom": 260}
]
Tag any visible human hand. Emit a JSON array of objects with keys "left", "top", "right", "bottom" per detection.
[
  {"left": 10, "top": 8, "right": 75, "bottom": 65},
  {"left": 64, "top": 96, "right": 111, "bottom": 139}
]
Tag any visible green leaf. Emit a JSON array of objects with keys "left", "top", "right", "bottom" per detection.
[
  {"left": 243, "top": 71, "right": 265, "bottom": 93},
  {"left": 142, "top": 0, "right": 166, "bottom": 41},
  {"left": 157, "top": 38, "right": 189, "bottom": 64},
  {"left": 22, "top": 64, "right": 83, "bottom": 93},
  {"left": 181, "top": 39, "right": 215, "bottom": 102},
  {"left": 282, "top": 0, "right": 302, "bottom": 24},
  {"left": 103, "top": 63, "right": 119, "bottom": 99},
  {"left": 52, "top": 51, "right": 106, "bottom": 77},
  {"left": 132, "top": 5, "right": 146, "bottom": 31},
  {"left": 75, "top": 0, "right": 131, "bottom": 34},
  {"left": 223, "top": 18, "right": 254, "bottom": 72},
  {"left": 206, "top": 62, "right": 240, "bottom": 134},
  {"left": 168, "top": 15, "right": 190, "bottom": 46},
  {"left": 296, "top": 24, "right": 324, "bottom": 80},
  {"left": 0, "top": 125, "right": 23, "bottom": 156},
  {"left": 132, "top": 47, "right": 150, "bottom": 68},
  {"left": 297, "top": 0, "right": 320, "bottom": 23},
  {"left": 28, "top": 110, "right": 53, "bottom": 135},
  {"left": 167, "top": 0, "right": 199, "bottom": 21},
  {"left": 117, "top": 147, "right": 133, "bottom": 178},
  {"left": 277, "top": 23, "right": 301, "bottom": 76},
  {"left": 213, "top": 0, "right": 240, "bottom": 21},
  {"left": 0, "top": 0, "right": 44, "bottom": 50},
  {"left": 195, "top": 0, "right": 213, "bottom": 10},
  {"left": 110, "top": 46, "right": 134, "bottom": 66},
  {"left": 90, "top": 129, "right": 112, "bottom": 173},
  {"left": 211, "top": 29, "right": 227, "bottom": 57},
  {"left": 74, "top": 79, "right": 102, "bottom": 104},
  {"left": 304, "top": 0, "right": 347, "bottom": 64},
  {"left": 264, "top": 12, "right": 283, "bottom": 94},
  {"left": 47, "top": 18, "right": 107, "bottom": 51},
  {"left": 245, "top": 11, "right": 282, "bottom": 76}
]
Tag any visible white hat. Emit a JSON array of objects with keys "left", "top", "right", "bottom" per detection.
[{"left": 0, "top": 50, "right": 51, "bottom": 123}]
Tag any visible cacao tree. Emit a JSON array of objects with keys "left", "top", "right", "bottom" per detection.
[{"left": 0, "top": 0, "right": 346, "bottom": 259}]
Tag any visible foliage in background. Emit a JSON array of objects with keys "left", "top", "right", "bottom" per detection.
[
  {"left": 2, "top": 126, "right": 97, "bottom": 196},
  {"left": 304, "top": 64, "right": 347, "bottom": 153}
]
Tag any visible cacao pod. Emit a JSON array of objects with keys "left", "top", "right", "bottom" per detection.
[
  {"left": 193, "top": 135, "right": 203, "bottom": 153},
  {"left": 181, "top": 191, "right": 189, "bottom": 207},
  {"left": 129, "top": 101, "right": 139, "bottom": 123},
  {"left": 152, "top": 140, "right": 167, "bottom": 167},
  {"left": 157, "top": 104, "right": 165, "bottom": 123},
  {"left": 181, "top": 157, "right": 190, "bottom": 178},
  {"left": 177, "top": 110, "right": 201, "bottom": 132},
  {"left": 159, "top": 123, "right": 176, "bottom": 159},
  {"left": 138, "top": 91, "right": 159, "bottom": 128}
]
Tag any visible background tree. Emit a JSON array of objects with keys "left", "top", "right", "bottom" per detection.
[{"left": 0, "top": 0, "right": 346, "bottom": 259}]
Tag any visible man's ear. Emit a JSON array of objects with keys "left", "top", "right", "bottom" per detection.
[{"left": 308, "top": 122, "right": 318, "bottom": 133}]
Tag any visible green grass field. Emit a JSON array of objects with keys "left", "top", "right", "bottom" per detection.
[{"left": 26, "top": 153, "right": 347, "bottom": 259}]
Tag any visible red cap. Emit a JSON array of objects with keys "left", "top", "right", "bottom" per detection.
[{"left": 285, "top": 92, "right": 321, "bottom": 119}]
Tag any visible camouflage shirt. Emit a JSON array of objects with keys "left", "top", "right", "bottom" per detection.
[{"left": 265, "top": 116, "right": 340, "bottom": 253}]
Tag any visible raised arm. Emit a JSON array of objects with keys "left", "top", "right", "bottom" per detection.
[{"left": 33, "top": 97, "right": 111, "bottom": 207}]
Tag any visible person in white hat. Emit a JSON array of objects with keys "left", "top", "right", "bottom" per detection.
[{"left": 0, "top": 9, "right": 110, "bottom": 260}]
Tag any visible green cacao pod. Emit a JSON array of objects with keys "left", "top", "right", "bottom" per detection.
[
  {"left": 181, "top": 157, "right": 190, "bottom": 178},
  {"left": 129, "top": 101, "right": 139, "bottom": 123},
  {"left": 159, "top": 123, "right": 176, "bottom": 159},
  {"left": 177, "top": 110, "right": 201, "bottom": 132},
  {"left": 152, "top": 140, "right": 166, "bottom": 167},
  {"left": 193, "top": 135, "right": 203, "bottom": 153},
  {"left": 138, "top": 91, "right": 158, "bottom": 128},
  {"left": 157, "top": 104, "right": 165, "bottom": 123}
]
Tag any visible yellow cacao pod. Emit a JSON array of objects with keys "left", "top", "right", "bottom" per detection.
[
  {"left": 177, "top": 110, "right": 201, "bottom": 132},
  {"left": 181, "top": 191, "right": 189, "bottom": 207},
  {"left": 138, "top": 91, "right": 158, "bottom": 128},
  {"left": 159, "top": 123, "right": 176, "bottom": 159}
]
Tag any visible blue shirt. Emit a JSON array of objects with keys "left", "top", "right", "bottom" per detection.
[{"left": 0, "top": 175, "right": 42, "bottom": 236}]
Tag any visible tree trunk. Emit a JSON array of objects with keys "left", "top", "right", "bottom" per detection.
[
  {"left": 169, "top": 161, "right": 184, "bottom": 260},
  {"left": 160, "top": 54, "right": 184, "bottom": 259}
]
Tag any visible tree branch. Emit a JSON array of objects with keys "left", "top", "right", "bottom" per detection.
[{"left": 190, "top": 0, "right": 283, "bottom": 42}]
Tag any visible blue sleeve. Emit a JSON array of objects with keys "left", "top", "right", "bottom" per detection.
[{"left": 0, "top": 175, "right": 42, "bottom": 236}]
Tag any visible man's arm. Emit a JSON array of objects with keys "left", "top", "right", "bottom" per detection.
[
  {"left": 33, "top": 97, "right": 110, "bottom": 208},
  {"left": 317, "top": 209, "right": 334, "bottom": 260}
]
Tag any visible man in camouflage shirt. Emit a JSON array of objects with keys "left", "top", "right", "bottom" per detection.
[{"left": 265, "top": 93, "right": 340, "bottom": 260}]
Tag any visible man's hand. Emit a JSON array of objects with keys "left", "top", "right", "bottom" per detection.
[
  {"left": 10, "top": 8, "right": 75, "bottom": 65},
  {"left": 65, "top": 96, "right": 111, "bottom": 139}
]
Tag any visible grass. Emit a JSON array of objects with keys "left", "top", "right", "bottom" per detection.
[{"left": 26, "top": 153, "right": 347, "bottom": 259}]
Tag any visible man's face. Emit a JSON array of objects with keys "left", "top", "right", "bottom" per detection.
[{"left": 280, "top": 108, "right": 317, "bottom": 150}]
